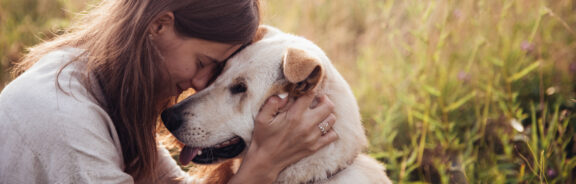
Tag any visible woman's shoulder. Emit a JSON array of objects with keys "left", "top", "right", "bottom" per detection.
[
  {"left": 0, "top": 46, "right": 113, "bottom": 142},
  {"left": 0, "top": 48, "right": 133, "bottom": 184},
  {"left": 1, "top": 47, "right": 91, "bottom": 109}
]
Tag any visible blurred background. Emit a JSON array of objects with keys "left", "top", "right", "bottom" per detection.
[{"left": 1, "top": 0, "right": 575, "bottom": 183}]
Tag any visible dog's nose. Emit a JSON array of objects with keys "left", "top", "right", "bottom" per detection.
[{"left": 161, "top": 108, "right": 183, "bottom": 132}]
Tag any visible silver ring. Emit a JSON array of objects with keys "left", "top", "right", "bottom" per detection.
[{"left": 318, "top": 121, "right": 330, "bottom": 135}]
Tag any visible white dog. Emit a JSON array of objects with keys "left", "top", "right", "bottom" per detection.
[{"left": 162, "top": 25, "right": 392, "bottom": 184}]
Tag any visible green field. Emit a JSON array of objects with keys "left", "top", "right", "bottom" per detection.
[{"left": 2, "top": 0, "right": 575, "bottom": 183}]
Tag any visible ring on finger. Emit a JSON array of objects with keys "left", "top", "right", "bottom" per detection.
[{"left": 318, "top": 120, "right": 330, "bottom": 135}]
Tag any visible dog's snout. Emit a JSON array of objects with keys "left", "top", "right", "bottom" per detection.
[{"left": 161, "top": 108, "right": 183, "bottom": 132}]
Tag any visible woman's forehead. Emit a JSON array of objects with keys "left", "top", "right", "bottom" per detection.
[{"left": 195, "top": 39, "right": 242, "bottom": 62}]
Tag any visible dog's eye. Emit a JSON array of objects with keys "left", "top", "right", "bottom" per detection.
[{"left": 230, "top": 83, "right": 247, "bottom": 94}]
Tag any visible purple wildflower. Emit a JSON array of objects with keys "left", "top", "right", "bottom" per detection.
[
  {"left": 547, "top": 168, "right": 558, "bottom": 179},
  {"left": 457, "top": 71, "right": 470, "bottom": 82},
  {"left": 569, "top": 61, "right": 576, "bottom": 73},
  {"left": 521, "top": 41, "right": 535, "bottom": 53},
  {"left": 453, "top": 9, "right": 463, "bottom": 19}
]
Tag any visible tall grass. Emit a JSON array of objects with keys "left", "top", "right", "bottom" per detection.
[
  {"left": 263, "top": 0, "right": 576, "bottom": 183},
  {"left": 0, "top": 0, "right": 86, "bottom": 88},
  {"left": 2, "top": 0, "right": 576, "bottom": 183}
]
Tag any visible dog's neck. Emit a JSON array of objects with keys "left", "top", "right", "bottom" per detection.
[
  {"left": 301, "top": 157, "right": 355, "bottom": 184},
  {"left": 273, "top": 70, "right": 365, "bottom": 183}
]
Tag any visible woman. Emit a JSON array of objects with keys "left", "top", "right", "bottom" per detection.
[{"left": 0, "top": 0, "right": 337, "bottom": 183}]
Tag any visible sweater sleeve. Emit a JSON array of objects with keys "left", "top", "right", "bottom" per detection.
[
  {"left": 0, "top": 47, "right": 203, "bottom": 184},
  {"left": 0, "top": 48, "right": 130, "bottom": 183},
  {"left": 0, "top": 90, "right": 135, "bottom": 184}
]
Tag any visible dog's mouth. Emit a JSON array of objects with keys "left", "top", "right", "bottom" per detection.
[{"left": 179, "top": 136, "right": 246, "bottom": 165}]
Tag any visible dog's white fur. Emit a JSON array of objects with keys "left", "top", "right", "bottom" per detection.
[{"left": 169, "top": 26, "right": 391, "bottom": 183}]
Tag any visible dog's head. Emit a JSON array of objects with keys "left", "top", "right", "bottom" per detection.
[{"left": 161, "top": 26, "right": 331, "bottom": 165}]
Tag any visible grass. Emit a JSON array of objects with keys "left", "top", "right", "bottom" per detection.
[
  {"left": 2, "top": 0, "right": 576, "bottom": 183},
  {"left": 262, "top": 0, "right": 576, "bottom": 182},
  {"left": 0, "top": 0, "right": 87, "bottom": 87}
]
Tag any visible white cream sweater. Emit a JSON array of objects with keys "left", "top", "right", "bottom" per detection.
[{"left": 0, "top": 48, "right": 196, "bottom": 184}]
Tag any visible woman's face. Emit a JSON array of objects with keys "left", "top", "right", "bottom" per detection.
[{"left": 153, "top": 29, "right": 242, "bottom": 98}]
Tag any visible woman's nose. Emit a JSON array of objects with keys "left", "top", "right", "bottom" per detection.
[
  {"left": 191, "top": 66, "right": 216, "bottom": 91},
  {"left": 192, "top": 76, "right": 209, "bottom": 91}
]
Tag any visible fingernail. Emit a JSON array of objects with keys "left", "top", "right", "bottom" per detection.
[{"left": 277, "top": 92, "right": 288, "bottom": 99}]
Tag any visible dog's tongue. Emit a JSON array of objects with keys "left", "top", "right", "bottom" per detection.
[{"left": 179, "top": 146, "right": 201, "bottom": 165}]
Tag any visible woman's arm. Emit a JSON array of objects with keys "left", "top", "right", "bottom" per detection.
[{"left": 228, "top": 93, "right": 338, "bottom": 183}]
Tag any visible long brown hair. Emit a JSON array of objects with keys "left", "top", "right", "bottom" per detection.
[{"left": 12, "top": 0, "right": 260, "bottom": 179}]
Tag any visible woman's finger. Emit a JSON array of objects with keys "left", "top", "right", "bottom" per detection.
[
  {"left": 316, "top": 113, "right": 336, "bottom": 136},
  {"left": 305, "top": 95, "right": 335, "bottom": 128},
  {"left": 288, "top": 92, "right": 317, "bottom": 116},
  {"left": 255, "top": 95, "right": 288, "bottom": 125},
  {"left": 310, "top": 129, "right": 339, "bottom": 152},
  {"left": 309, "top": 94, "right": 334, "bottom": 113}
]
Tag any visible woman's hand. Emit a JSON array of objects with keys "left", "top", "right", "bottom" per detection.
[{"left": 229, "top": 93, "right": 338, "bottom": 183}]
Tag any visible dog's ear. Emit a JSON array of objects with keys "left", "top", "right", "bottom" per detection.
[
  {"left": 252, "top": 26, "right": 269, "bottom": 43},
  {"left": 282, "top": 48, "right": 324, "bottom": 96}
]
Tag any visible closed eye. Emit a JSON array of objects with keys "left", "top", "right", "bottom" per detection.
[
  {"left": 230, "top": 82, "right": 247, "bottom": 94},
  {"left": 197, "top": 59, "right": 205, "bottom": 69}
]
